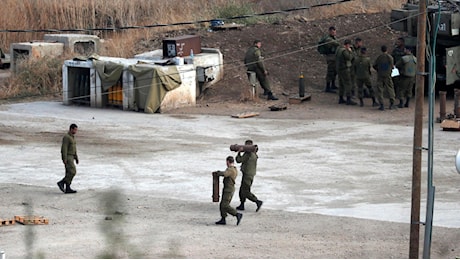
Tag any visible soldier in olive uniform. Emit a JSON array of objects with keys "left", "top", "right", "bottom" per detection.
[
  {"left": 336, "top": 39, "right": 357, "bottom": 105},
  {"left": 214, "top": 156, "right": 243, "bottom": 225},
  {"left": 350, "top": 37, "right": 363, "bottom": 97},
  {"left": 391, "top": 37, "right": 406, "bottom": 104},
  {"left": 322, "top": 26, "right": 341, "bottom": 93},
  {"left": 395, "top": 48, "right": 416, "bottom": 108},
  {"left": 353, "top": 47, "right": 377, "bottom": 107},
  {"left": 57, "top": 123, "right": 79, "bottom": 194},
  {"left": 235, "top": 140, "right": 263, "bottom": 212},
  {"left": 373, "top": 45, "right": 396, "bottom": 111},
  {"left": 244, "top": 40, "right": 278, "bottom": 100}
]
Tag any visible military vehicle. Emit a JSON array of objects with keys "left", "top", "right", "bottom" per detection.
[{"left": 390, "top": 0, "right": 460, "bottom": 94}]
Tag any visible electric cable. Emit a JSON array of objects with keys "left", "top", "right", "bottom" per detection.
[{"left": 0, "top": 3, "right": 426, "bottom": 103}]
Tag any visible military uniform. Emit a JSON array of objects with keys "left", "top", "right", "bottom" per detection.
[
  {"left": 244, "top": 44, "right": 277, "bottom": 100},
  {"left": 323, "top": 35, "right": 340, "bottom": 91},
  {"left": 395, "top": 52, "right": 416, "bottom": 107},
  {"left": 373, "top": 53, "right": 395, "bottom": 110},
  {"left": 335, "top": 46, "right": 355, "bottom": 104},
  {"left": 391, "top": 46, "right": 405, "bottom": 100},
  {"left": 217, "top": 166, "right": 238, "bottom": 219},
  {"left": 61, "top": 131, "right": 78, "bottom": 186},
  {"left": 353, "top": 52, "right": 377, "bottom": 106},
  {"left": 350, "top": 44, "right": 361, "bottom": 95},
  {"left": 236, "top": 151, "right": 259, "bottom": 205}
]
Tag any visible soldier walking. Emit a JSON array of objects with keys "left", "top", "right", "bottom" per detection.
[
  {"left": 57, "top": 123, "right": 79, "bottom": 194},
  {"left": 373, "top": 45, "right": 396, "bottom": 111},
  {"left": 235, "top": 140, "right": 263, "bottom": 212},
  {"left": 213, "top": 156, "right": 243, "bottom": 225}
]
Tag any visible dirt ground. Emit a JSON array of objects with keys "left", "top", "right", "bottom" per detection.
[{"left": 1, "top": 11, "right": 460, "bottom": 259}]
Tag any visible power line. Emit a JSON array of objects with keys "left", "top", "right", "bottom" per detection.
[
  {"left": 0, "top": 0, "right": 352, "bottom": 33},
  {"left": 1, "top": 3, "right": 422, "bottom": 103}
]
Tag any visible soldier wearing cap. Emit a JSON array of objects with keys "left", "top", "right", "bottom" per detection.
[
  {"left": 353, "top": 47, "right": 378, "bottom": 107},
  {"left": 244, "top": 40, "right": 278, "bottom": 100},
  {"left": 335, "top": 39, "right": 356, "bottom": 105}
]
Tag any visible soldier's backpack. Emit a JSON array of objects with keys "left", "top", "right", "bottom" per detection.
[{"left": 317, "top": 36, "right": 329, "bottom": 55}]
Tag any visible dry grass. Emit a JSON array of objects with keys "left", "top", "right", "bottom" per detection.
[{"left": 0, "top": 0, "right": 406, "bottom": 100}]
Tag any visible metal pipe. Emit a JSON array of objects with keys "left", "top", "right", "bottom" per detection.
[{"left": 455, "top": 89, "right": 460, "bottom": 117}]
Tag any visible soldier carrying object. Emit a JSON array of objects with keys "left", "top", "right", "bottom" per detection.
[
  {"left": 213, "top": 156, "right": 243, "bottom": 226},
  {"left": 235, "top": 140, "right": 263, "bottom": 212}
]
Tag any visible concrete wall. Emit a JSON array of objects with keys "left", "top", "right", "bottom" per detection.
[
  {"left": 44, "top": 34, "right": 100, "bottom": 55},
  {"left": 10, "top": 42, "right": 64, "bottom": 72}
]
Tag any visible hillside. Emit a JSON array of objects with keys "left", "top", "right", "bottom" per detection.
[{"left": 146, "top": 12, "right": 417, "bottom": 121}]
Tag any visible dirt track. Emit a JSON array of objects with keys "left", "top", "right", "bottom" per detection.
[{"left": 0, "top": 99, "right": 459, "bottom": 258}]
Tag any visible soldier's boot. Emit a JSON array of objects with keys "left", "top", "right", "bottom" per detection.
[
  {"left": 372, "top": 97, "right": 378, "bottom": 107},
  {"left": 267, "top": 92, "right": 279, "bottom": 101},
  {"left": 379, "top": 104, "right": 385, "bottom": 111},
  {"left": 236, "top": 203, "right": 245, "bottom": 211},
  {"left": 57, "top": 179, "right": 65, "bottom": 193},
  {"left": 389, "top": 101, "right": 397, "bottom": 110},
  {"left": 215, "top": 217, "right": 226, "bottom": 225},
  {"left": 346, "top": 96, "right": 357, "bottom": 106},
  {"left": 325, "top": 82, "right": 336, "bottom": 93},
  {"left": 398, "top": 98, "right": 404, "bottom": 108},
  {"left": 359, "top": 98, "right": 364, "bottom": 107},
  {"left": 405, "top": 97, "right": 410, "bottom": 108},
  {"left": 256, "top": 200, "right": 263, "bottom": 212},
  {"left": 65, "top": 183, "right": 77, "bottom": 194},
  {"left": 331, "top": 80, "right": 338, "bottom": 90},
  {"left": 338, "top": 96, "right": 346, "bottom": 104},
  {"left": 236, "top": 213, "right": 243, "bottom": 225}
]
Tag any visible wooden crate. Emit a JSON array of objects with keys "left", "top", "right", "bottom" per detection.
[{"left": 14, "top": 215, "right": 49, "bottom": 225}]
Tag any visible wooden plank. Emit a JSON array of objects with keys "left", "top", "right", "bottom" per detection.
[
  {"left": 231, "top": 112, "right": 259, "bottom": 118},
  {"left": 0, "top": 218, "right": 15, "bottom": 226},
  {"left": 289, "top": 94, "right": 311, "bottom": 104},
  {"left": 14, "top": 215, "right": 49, "bottom": 225}
]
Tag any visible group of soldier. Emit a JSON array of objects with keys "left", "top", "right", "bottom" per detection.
[{"left": 321, "top": 26, "right": 417, "bottom": 110}]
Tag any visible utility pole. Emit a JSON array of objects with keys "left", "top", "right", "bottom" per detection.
[{"left": 409, "top": 0, "right": 427, "bottom": 258}]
